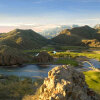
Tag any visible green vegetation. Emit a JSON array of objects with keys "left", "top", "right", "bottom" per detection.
[
  {"left": 52, "top": 25, "right": 100, "bottom": 47},
  {"left": 1, "top": 25, "right": 100, "bottom": 51},
  {"left": 54, "top": 58, "right": 78, "bottom": 66},
  {"left": 23, "top": 46, "right": 55, "bottom": 56},
  {"left": 0, "top": 75, "right": 43, "bottom": 100},
  {"left": 23, "top": 45, "right": 89, "bottom": 56},
  {"left": 54, "top": 45, "right": 88, "bottom": 51},
  {"left": 84, "top": 71, "right": 100, "bottom": 94},
  {"left": 0, "top": 45, "right": 33, "bottom": 66},
  {"left": 50, "top": 51, "right": 100, "bottom": 61},
  {"left": 0, "top": 29, "right": 48, "bottom": 50}
]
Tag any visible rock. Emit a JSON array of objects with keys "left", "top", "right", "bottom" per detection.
[
  {"left": 33, "top": 51, "right": 53, "bottom": 63},
  {"left": 0, "top": 45, "right": 31, "bottom": 66},
  {"left": 82, "top": 39, "right": 100, "bottom": 47},
  {"left": 38, "top": 65, "right": 99, "bottom": 100}
]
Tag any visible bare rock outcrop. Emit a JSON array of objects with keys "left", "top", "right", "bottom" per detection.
[
  {"left": 38, "top": 65, "right": 99, "bottom": 100},
  {"left": 33, "top": 51, "right": 53, "bottom": 63}
]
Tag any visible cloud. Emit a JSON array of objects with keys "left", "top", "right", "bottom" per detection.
[{"left": 0, "top": 24, "right": 62, "bottom": 33}]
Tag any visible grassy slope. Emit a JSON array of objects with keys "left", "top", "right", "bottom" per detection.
[
  {"left": 0, "top": 75, "right": 43, "bottom": 100},
  {"left": 84, "top": 71, "right": 100, "bottom": 94},
  {"left": 50, "top": 51, "right": 100, "bottom": 61},
  {"left": 52, "top": 25, "right": 100, "bottom": 46},
  {"left": 54, "top": 58, "right": 78, "bottom": 66},
  {"left": 0, "top": 45, "right": 33, "bottom": 65},
  {"left": 0, "top": 29, "right": 48, "bottom": 49}
]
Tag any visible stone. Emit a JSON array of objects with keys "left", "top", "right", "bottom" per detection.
[
  {"left": 38, "top": 65, "right": 99, "bottom": 100},
  {"left": 33, "top": 51, "right": 53, "bottom": 63}
]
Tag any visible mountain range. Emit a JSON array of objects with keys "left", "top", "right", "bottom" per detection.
[
  {"left": 52, "top": 25, "right": 100, "bottom": 47},
  {"left": 0, "top": 25, "right": 100, "bottom": 51},
  {"left": 40, "top": 25, "right": 79, "bottom": 39}
]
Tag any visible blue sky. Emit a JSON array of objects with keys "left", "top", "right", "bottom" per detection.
[{"left": 0, "top": 0, "right": 100, "bottom": 32}]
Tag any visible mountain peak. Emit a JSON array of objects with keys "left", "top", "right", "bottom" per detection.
[
  {"left": 0, "top": 29, "right": 48, "bottom": 49},
  {"left": 72, "top": 25, "right": 91, "bottom": 30},
  {"left": 12, "top": 29, "right": 33, "bottom": 32},
  {"left": 94, "top": 24, "right": 100, "bottom": 29}
]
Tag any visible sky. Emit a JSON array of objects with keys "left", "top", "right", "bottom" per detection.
[{"left": 0, "top": 0, "right": 100, "bottom": 32}]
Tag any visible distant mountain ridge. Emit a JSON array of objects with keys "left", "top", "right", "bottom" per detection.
[
  {"left": 52, "top": 25, "right": 100, "bottom": 47},
  {"left": 40, "top": 25, "right": 79, "bottom": 39},
  {"left": 0, "top": 29, "right": 48, "bottom": 49},
  {"left": 0, "top": 25, "right": 100, "bottom": 49},
  {"left": 94, "top": 24, "right": 100, "bottom": 29}
]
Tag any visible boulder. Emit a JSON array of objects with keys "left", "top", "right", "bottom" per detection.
[
  {"left": 33, "top": 51, "right": 53, "bottom": 63},
  {"left": 38, "top": 65, "right": 99, "bottom": 100}
]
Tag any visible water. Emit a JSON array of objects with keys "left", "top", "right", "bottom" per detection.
[
  {"left": 83, "top": 59, "right": 100, "bottom": 68},
  {"left": 0, "top": 64, "right": 58, "bottom": 78},
  {"left": 0, "top": 59, "right": 100, "bottom": 78}
]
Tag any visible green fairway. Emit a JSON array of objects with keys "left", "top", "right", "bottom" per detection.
[
  {"left": 50, "top": 51, "right": 100, "bottom": 61},
  {"left": 84, "top": 71, "right": 100, "bottom": 94},
  {"left": 54, "top": 58, "right": 78, "bottom": 66}
]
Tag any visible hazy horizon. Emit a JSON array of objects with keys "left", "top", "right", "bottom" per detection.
[{"left": 0, "top": 0, "right": 100, "bottom": 32}]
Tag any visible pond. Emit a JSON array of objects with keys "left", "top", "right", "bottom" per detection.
[
  {"left": 83, "top": 59, "right": 100, "bottom": 68},
  {"left": 0, "top": 65, "right": 58, "bottom": 79},
  {"left": 0, "top": 59, "right": 100, "bottom": 79}
]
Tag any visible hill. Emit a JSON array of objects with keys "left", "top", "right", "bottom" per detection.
[
  {"left": 52, "top": 25, "right": 100, "bottom": 46},
  {"left": 0, "top": 29, "right": 48, "bottom": 49},
  {"left": 40, "top": 25, "right": 79, "bottom": 39},
  {"left": 0, "top": 45, "right": 32, "bottom": 66}
]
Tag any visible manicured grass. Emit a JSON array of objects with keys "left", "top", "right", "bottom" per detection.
[
  {"left": 23, "top": 46, "right": 88, "bottom": 55},
  {"left": 54, "top": 58, "right": 78, "bottom": 66},
  {"left": 83, "top": 71, "right": 100, "bottom": 94},
  {"left": 23, "top": 47, "right": 55, "bottom": 56},
  {"left": 58, "top": 46, "right": 88, "bottom": 50},
  {"left": 24, "top": 47, "right": 54, "bottom": 53},
  {"left": 49, "top": 51, "right": 100, "bottom": 61}
]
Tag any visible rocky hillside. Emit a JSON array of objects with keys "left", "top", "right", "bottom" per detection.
[
  {"left": 0, "top": 45, "right": 32, "bottom": 66},
  {"left": 82, "top": 39, "right": 100, "bottom": 47},
  {"left": 35, "top": 65, "right": 99, "bottom": 100},
  {"left": 0, "top": 29, "right": 48, "bottom": 49},
  {"left": 52, "top": 25, "right": 100, "bottom": 46}
]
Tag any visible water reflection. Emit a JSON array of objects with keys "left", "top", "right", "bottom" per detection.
[
  {"left": 83, "top": 59, "right": 100, "bottom": 68},
  {"left": 0, "top": 64, "right": 58, "bottom": 78}
]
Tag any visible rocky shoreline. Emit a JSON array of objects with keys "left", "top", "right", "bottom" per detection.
[{"left": 34, "top": 65, "right": 99, "bottom": 100}]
